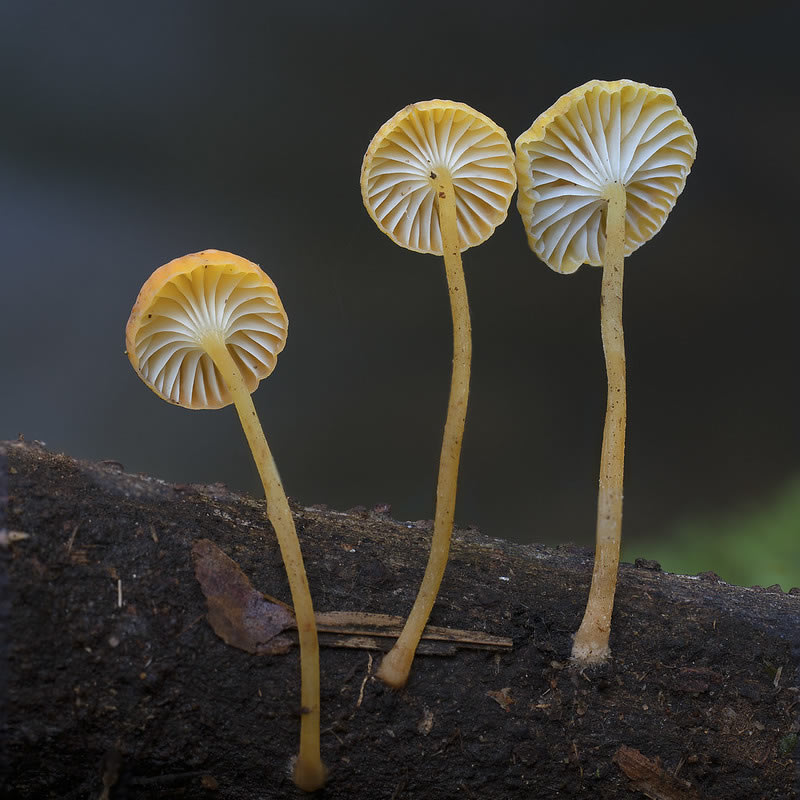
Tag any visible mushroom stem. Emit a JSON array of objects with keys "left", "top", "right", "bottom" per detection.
[
  {"left": 572, "top": 182, "right": 628, "bottom": 665},
  {"left": 377, "top": 169, "right": 472, "bottom": 688},
  {"left": 202, "top": 336, "right": 326, "bottom": 791}
]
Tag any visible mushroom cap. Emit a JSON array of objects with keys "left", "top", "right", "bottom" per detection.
[
  {"left": 515, "top": 79, "right": 697, "bottom": 274},
  {"left": 126, "top": 250, "right": 288, "bottom": 410},
  {"left": 361, "top": 100, "right": 517, "bottom": 256}
]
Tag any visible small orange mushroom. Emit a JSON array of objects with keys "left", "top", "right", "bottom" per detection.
[
  {"left": 126, "top": 249, "right": 326, "bottom": 791},
  {"left": 515, "top": 80, "right": 696, "bottom": 664},
  {"left": 361, "top": 101, "right": 516, "bottom": 687}
]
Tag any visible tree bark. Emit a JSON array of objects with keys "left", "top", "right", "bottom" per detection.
[{"left": 2, "top": 440, "right": 799, "bottom": 799}]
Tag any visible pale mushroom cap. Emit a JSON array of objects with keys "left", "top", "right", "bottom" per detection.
[
  {"left": 515, "top": 79, "right": 697, "bottom": 274},
  {"left": 361, "top": 100, "right": 517, "bottom": 256},
  {"left": 126, "top": 250, "right": 288, "bottom": 410}
]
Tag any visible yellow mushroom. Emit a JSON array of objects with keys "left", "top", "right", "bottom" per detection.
[
  {"left": 125, "top": 249, "right": 326, "bottom": 791},
  {"left": 515, "top": 80, "right": 697, "bottom": 665},
  {"left": 361, "top": 101, "right": 516, "bottom": 687}
]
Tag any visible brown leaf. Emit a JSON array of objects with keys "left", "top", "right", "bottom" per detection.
[
  {"left": 614, "top": 745, "right": 703, "bottom": 800},
  {"left": 191, "top": 540, "right": 514, "bottom": 657},
  {"left": 192, "top": 538, "right": 293, "bottom": 655},
  {"left": 487, "top": 687, "right": 515, "bottom": 712}
]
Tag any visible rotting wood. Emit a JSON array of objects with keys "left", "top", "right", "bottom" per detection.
[
  {"left": 314, "top": 611, "right": 513, "bottom": 651},
  {"left": 3, "top": 440, "right": 799, "bottom": 799}
]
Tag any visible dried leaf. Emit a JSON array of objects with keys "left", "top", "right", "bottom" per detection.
[
  {"left": 614, "top": 745, "right": 702, "bottom": 800},
  {"left": 487, "top": 687, "right": 515, "bottom": 712},
  {"left": 192, "top": 538, "right": 293, "bottom": 655},
  {"left": 191, "top": 540, "right": 514, "bottom": 658}
]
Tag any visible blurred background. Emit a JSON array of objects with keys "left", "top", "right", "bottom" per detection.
[{"left": 1, "top": 2, "right": 797, "bottom": 588}]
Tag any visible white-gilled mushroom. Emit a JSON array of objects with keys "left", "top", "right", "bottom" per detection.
[
  {"left": 361, "top": 100, "right": 516, "bottom": 687},
  {"left": 126, "top": 249, "right": 326, "bottom": 791},
  {"left": 515, "top": 80, "right": 697, "bottom": 664}
]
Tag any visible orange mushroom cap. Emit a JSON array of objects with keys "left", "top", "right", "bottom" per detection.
[
  {"left": 361, "top": 100, "right": 517, "bottom": 255},
  {"left": 126, "top": 250, "right": 288, "bottom": 410}
]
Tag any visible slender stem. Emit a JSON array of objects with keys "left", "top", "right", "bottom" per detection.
[
  {"left": 377, "top": 169, "right": 472, "bottom": 688},
  {"left": 572, "top": 182, "right": 627, "bottom": 665},
  {"left": 203, "top": 337, "right": 326, "bottom": 791}
]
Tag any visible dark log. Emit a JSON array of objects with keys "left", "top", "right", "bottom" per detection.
[{"left": 2, "top": 439, "right": 799, "bottom": 799}]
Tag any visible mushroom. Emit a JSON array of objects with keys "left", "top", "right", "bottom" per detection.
[
  {"left": 515, "top": 80, "right": 696, "bottom": 664},
  {"left": 361, "top": 100, "right": 516, "bottom": 687},
  {"left": 125, "top": 249, "right": 326, "bottom": 791}
]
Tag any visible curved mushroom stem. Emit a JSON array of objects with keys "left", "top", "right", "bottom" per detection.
[
  {"left": 203, "top": 337, "right": 327, "bottom": 791},
  {"left": 377, "top": 168, "right": 472, "bottom": 689},
  {"left": 572, "top": 182, "right": 627, "bottom": 665}
]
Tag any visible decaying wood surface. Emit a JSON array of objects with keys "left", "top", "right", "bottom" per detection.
[{"left": 2, "top": 439, "right": 799, "bottom": 798}]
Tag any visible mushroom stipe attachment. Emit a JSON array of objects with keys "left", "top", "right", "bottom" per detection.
[
  {"left": 125, "top": 250, "right": 326, "bottom": 791},
  {"left": 361, "top": 101, "right": 516, "bottom": 688},
  {"left": 515, "top": 80, "right": 697, "bottom": 665}
]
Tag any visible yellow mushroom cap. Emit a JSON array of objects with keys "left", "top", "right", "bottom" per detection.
[
  {"left": 361, "top": 100, "right": 517, "bottom": 255},
  {"left": 126, "top": 250, "right": 288, "bottom": 410},
  {"left": 515, "top": 80, "right": 697, "bottom": 274}
]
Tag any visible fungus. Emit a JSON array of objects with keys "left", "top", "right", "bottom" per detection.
[
  {"left": 361, "top": 100, "right": 516, "bottom": 687},
  {"left": 515, "top": 80, "right": 696, "bottom": 664},
  {"left": 125, "top": 249, "right": 326, "bottom": 791}
]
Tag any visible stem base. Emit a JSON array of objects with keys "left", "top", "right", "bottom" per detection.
[{"left": 294, "top": 757, "right": 329, "bottom": 793}]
